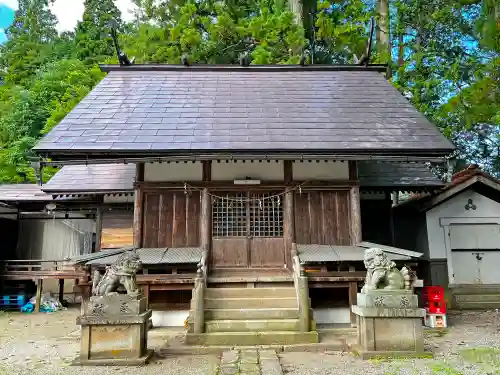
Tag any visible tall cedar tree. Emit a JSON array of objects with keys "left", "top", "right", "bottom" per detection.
[
  {"left": 75, "top": 0, "right": 123, "bottom": 64},
  {"left": 0, "top": 0, "right": 58, "bottom": 85}
]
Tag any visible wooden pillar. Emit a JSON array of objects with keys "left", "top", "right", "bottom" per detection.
[
  {"left": 283, "top": 160, "right": 295, "bottom": 268},
  {"left": 348, "top": 160, "right": 358, "bottom": 181},
  {"left": 133, "top": 163, "right": 145, "bottom": 248},
  {"left": 142, "top": 284, "right": 150, "bottom": 308},
  {"left": 202, "top": 161, "right": 212, "bottom": 182},
  {"left": 349, "top": 281, "right": 358, "bottom": 326},
  {"left": 200, "top": 188, "right": 211, "bottom": 265},
  {"left": 94, "top": 208, "right": 103, "bottom": 253},
  {"left": 350, "top": 185, "right": 362, "bottom": 245},
  {"left": 35, "top": 279, "right": 43, "bottom": 313},
  {"left": 284, "top": 190, "right": 295, "bottom": 269},
  {"left": 58, "top": 279, "right": 65, "bottom": 303},
  {"left": 386, "top": 192, "right": 396, "bottom": 246}
]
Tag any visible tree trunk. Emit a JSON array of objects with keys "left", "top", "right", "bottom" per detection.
[
  {"left": 397, "top": 6, "right": 404, "bottom": 67},
  {"left": 288, "top": 0, "right": 303, "bottom": 28},
  {"left": 376, "top": 0, "right": 391, "bottom": 63}
]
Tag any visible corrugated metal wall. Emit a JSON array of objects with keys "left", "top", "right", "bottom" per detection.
[{"left": 16, "top": 218, "right": 95, "bottom": 261}]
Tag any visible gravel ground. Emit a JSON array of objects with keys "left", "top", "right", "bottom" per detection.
[
  {"left": 2, "top": 309, "right": 500, "bottom": 375},
  {"left": 281, "top": 310, "right": 500, "bottom": 375},
  {"left": 0, "top": 307, "right": 218, "bottom": 375}
]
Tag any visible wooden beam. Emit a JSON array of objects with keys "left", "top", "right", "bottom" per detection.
[
  {"left": 349, "top": 185, "right": 362, "bottom": 245},
  {"left": 202, "top": 161, "right": 212, "bottom": 182},
  {"left": 133, "top": 163, "right": 145, "bottom": 248},
  {"left": 348, "top": 161, "right": 358, "bottom": 180},
  {"left": 386, "top": 192, "right": 396, "bottom": 246},
  {"left": 35, "top": 279, "right": 43, "bottom": 313},
  {"left": 58, "top": 279, "right": 65, "bottom": 303},
  {"left": 94, "top": 208, "right": 103, "bottom": 253},
  {"left": 284, "top": 160, "right": 293, "bottom": 184},
  {"left": 138, "top": 180, "right": 357, "bottom": 190},
  {"left": 283, "top": 190, "right": 295, "bottom": 269},
  {"left": 349, "top": 281, "right": 358, "bottom": 326},
  {"left": 200, "top": 187, "right": 211, "bottom": 263}
]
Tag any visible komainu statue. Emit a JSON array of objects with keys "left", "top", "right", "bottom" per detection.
[
  {"left": 92, "top": 249, "right": 142, "bottom": 298},
  {"left": 361, "top": 248, "right": 411, "bottom": 294}
]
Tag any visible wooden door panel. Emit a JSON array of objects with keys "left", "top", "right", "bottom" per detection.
[
  {"left": 250, "top": 237, "right": 285, "bottom": 267},
  {"left": 212, "top": 238, "right": 248, "bottom": 267},
  {"left": 294, "top": 190, "right": 351, "bottom": 246}
]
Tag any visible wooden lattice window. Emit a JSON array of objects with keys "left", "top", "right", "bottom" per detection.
[
  {"left": 212, "top": 193, "right": 247, "bottom": 237},
  {"left": 249, "top": 192, "right": 283, "bottom": 237},
  {"left": 212, "top": 192, "right": 283, "bottom": 238}
]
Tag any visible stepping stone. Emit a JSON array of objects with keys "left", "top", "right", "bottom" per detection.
[
  {"left": 239, "top": 362, "right": 260, "bottom": 374},
  {"left": 221, "top": 350, "right": 239, "bottom": 365}
]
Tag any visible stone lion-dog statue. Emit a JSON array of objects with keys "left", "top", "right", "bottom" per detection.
[
  {"left": 92, "top": 249, "right": 142, "bottom": 298},
  {"left": 361, "top": 247, "right": 411, "bottom": 294}
]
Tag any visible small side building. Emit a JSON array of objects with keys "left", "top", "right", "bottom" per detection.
[{"left": 395, "top": 165, "right": 500, "bottom": 309}]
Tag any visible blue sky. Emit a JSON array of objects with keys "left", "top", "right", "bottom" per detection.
[{"left": 0, "top": 0, "right": 135, "bottom": 43}]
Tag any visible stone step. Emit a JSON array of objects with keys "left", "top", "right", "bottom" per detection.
[
  {"left": 205, "top": 287, "right": 296, "bottom": 299},
  {"left": 205, "top": 297, "right": 298, "bottom": 309},
  {"left": 205, "top": 308, "right": 300, "bottom": 320},
  {"left": 455, "top": 294, "right": 500, "bottom": 302},
  {"left": 454, "top": 300, "right": 500, "bottom": 310},
  {"left": 451, "top": 285, "right": 500, "bottom": 295},
  {"left": 205, "top": 319, "right": 300, "bottom": 332},
  {"left": 186, "top": 331, "right": 319, "bottom": 346}
]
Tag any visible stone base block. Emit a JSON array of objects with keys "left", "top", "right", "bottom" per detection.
[
  {"left": 353, "top": 305, "right": 425, "bottom": 357},
  {"left": 76, "top": 310, "right": 152, "bottom": 364},
  {"left": 72, "top": 349, "right": 154, "bottom": 366}
]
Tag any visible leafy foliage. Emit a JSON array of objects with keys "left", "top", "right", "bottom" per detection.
[
  {"left": 0, "top": 0, "right": 498, "bottom": 183},
  {"left": 75, "top": 0, "right": 123, "bottom": 64}
]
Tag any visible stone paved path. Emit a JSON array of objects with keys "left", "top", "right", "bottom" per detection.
[{"left": 216, "top": 349, "right": 283, "bottom": 375}]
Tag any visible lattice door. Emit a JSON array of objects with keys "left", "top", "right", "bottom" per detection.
[{"left": 212, "top": 192, "right": 283, "bottom": 238}]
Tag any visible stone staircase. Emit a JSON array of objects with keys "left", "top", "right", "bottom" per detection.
[
  {"left": 186, "top": 286, "right": 318, "bottom": 346},
  {"left": 451, "top": 285, "right": 500, "bottom": 310}
]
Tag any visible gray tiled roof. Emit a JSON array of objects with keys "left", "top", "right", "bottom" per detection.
[
  {"left": 0, "top": 184, "right": 53, "bottom": 202},
  {"left": 84, "top": 247, "right": 203, "bottom": 266},
  {"left": 297, "top": 244, "right": 412, "bottom": 262},
  {"left": 357, "top": 161, "right": 443, "bottom": 187},
  {"left": 34, "top": 66, "right": 454, "bottom": 156},
  {"left": 43, "top": 164, "right": 136, "bottom": 193}
]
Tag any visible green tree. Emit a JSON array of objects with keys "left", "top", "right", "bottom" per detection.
[
  {"left": 75, "top": 0, "right": 123, "bottom": 64},
  {"left": 0, "top": 0, "right": 58, "bottom": 85},
  {"left": 0, "top": 60, "right": 104, "bottom": 183},
  {"left": 122, "top": 0, "right": 306, "bottom": 64}
]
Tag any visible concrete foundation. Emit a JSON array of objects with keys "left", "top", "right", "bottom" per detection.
[
  {"left": 73, "top": 294, "right": 153, "bottom": 366},
  {"left": 351, "top": 291, "right": 429, "bottom": 359}
]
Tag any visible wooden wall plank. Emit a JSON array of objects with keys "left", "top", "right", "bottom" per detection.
[
  {"left": 309, "top": 192, "right": 322, "bottom": 243},
  {"left": 143, "top": 191, "right": 202, "bottom": 249},
  {"left": 186, "top": 192, "right": 200, "bottom": 246},
  {"left": 101, "top": 209, "right": 134, "bottom": 249},
  {"left": 143, "top": 194, "right": 160, "bottom": 248},
  {"left": 337, "top": 191, "right": 351, "bottom": 245},
  {"left": 212, "top": 238, "right": 248, "bottom": 267},
  {"left": 250, "top": 238, "right": 286, "bottom": 267},
  {"left": 158, "top": 194, "right": 169, "bottom": 247},
  {"left": 294, "top": 190, "right": 351, "bottom": 246},
  {"left": 134, "top": 187, "right": 144, "bottom": 248},
  {"left": 172, "top": 193, "right": 187, "bottom": 246},
  {"left": 294, "top": 192, "right": 310, "bottom": 244}
]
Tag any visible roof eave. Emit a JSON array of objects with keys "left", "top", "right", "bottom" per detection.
[
  {"left": 99, "top": 63, "right": 389, "bottom": 73},
  {"left": 34, "top": 148, "right": 456, "bottom": 166}
]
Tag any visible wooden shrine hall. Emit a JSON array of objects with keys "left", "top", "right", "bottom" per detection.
[{"left": 31, "top": 64, "right": 454, "bottom": 345}]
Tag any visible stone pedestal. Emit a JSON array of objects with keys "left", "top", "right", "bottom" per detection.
[
  {"left": 351, "top": 291, "right": 430, "bottom": 359},
  {"left": 73, "top": 294, "right": 153, "bottom": 366}
]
